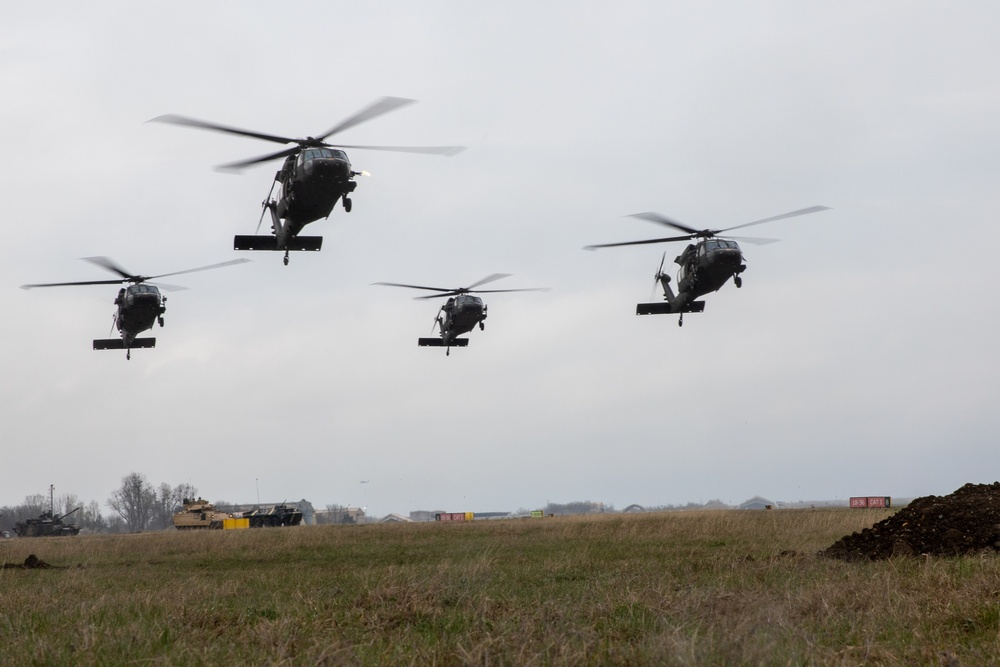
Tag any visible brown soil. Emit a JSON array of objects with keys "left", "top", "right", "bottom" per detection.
[{"left": 823, "top": 483, "right": 1000, "bottom": 560}]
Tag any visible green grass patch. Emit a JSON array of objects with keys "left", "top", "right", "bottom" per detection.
[{"left": 3, "top": 509, "right": 1000, "bottom": 665}]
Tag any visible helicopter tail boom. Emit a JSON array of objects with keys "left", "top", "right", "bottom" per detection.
[
  {"left": 636, "top": 301, "right": 705, "bottom": 316},
  {"left": 93, "top": 338, "right": 156, "bottom": 351},
  {"left": 234, "top": 235, "right": 323, "bottom": 252}
]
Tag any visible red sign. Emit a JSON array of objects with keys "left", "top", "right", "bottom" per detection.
[{"left": 850, "top": 496, "right": 891, "bottom": 508}]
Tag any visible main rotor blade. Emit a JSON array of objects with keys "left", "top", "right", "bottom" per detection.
[
  {"left": 415, "top": 291, "right": 462, "bottom": 300},
  {"left": 469, "top": 288, "right": 550, "bottom": 294},
  {"left": 147, "top": 258, "right": 251, "bottom": 281},
  {"left": 21, "top": 279, "right": 125, "bottom": 290},
  {"left": 333, "top": 144, "right": 466, "bottom": 157},
  {"left": 718, "top": 205, "right": 830, "bottom": 234},
  {"left": 217, "top": 147, "right": 302, "bottom": 172},
  {"left": 466, "top": 273, "right": 512, "bottom": 290},
  {"left": 316, "top": 97, "right": 417, "bottom": 141},
  {"left": 371, "top": 281, "right": 454, "bottom": 293},
  {"left": 723, "top": 235, "right": 780, "bottom": 245},
  {"left": 147, "top": 281, "right": 189, "bottom": 292},
  {"left": 584, "top": 235, "right": 694, "bottom": 250},
  {"left": 82, "top": 256, "right": 134, "bottom": 281},
  {"left": 149, "top": 114, "right": 298, "bottom": 145},
  {"left": 628, "top": 212, "right": 700, "bottom": 235}
]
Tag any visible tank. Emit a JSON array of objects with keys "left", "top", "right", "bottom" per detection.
[
  {"left": 172, "top": 498, "right": 231, "bottom": 530},
  {"left": 242, "top": 503, "right": 303, "bottom": 528},
  {"left": 14, "top": 507, "right": 82, "bottom": 537}
]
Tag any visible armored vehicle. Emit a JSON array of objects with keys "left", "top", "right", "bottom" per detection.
[
  {"left": 243, "top": 503, "right": 303, "bottom": 528},
  {"left": 14, "top": 507, "right": 82, "bottom": 537},
  {"left": 172, "top": 498, "right": 231, "bottom": 530}
]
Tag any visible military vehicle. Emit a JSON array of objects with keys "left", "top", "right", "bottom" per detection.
[
  {"left": 242, "top": 503, "right": 303, "bottom": 528},
  {"left": 172, "top": 498, "right": 232, "bottom": 530},
  {"left": 14, "top": 507, "right": 82, "bottom": 537}
]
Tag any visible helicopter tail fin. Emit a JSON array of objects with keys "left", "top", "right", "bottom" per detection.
[
  {"left": 418, "top": 338, "right": 469, "bottom": 348},
  {"left": 234, "top": 236, "right": 323, "bottom": 252},
  {"left": 93, "top": 338, "right": 156, "bottom": 350}
]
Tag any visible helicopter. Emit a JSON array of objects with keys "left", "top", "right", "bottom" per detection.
[
  {"left": 150, "top": 97, "right": 465, "bottom": 265},
  {"left": 586, "top": 206, "right": 830, "bottom": 326},
  {"left": 21, "top": 257, "right": 249, "bottom": 359},
  {"left": 373, "top": 274, "right": 549, "bottom": 355}
]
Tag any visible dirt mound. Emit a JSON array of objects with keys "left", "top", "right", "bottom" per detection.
[{"left": 823, "top": 483, "right": 1000, "bottom": 560}]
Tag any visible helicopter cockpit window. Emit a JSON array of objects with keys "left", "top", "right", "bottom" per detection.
[
  {"left": 301, "top": 148, "right": 348, "bottom": 162},
  {"left": 702, "top": 240, "right": 735, "bottom": 253},
  {"left": 312, "top": 148, "right": 347, "bottom": 161}
]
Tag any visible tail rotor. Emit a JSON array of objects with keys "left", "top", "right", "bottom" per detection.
[{"left": 650, "top": 252, "right": 670, "bottom": 300}]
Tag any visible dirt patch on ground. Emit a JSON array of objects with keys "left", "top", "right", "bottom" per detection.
[{"left": 823, "top": 483, "right": 1000, "bottom": 560}]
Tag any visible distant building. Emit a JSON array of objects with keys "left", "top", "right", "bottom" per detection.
[
  {"left": 738, "top": 496, "right": 775, "bottom": 510},
  {"left": 409, "top": 510, "right": 446, "bottom": 522},
  {"left": 379, "top": 513, "right": 412, "bottom": 523},
  {"left": 314, "top": 507, "right": 366, "bottom": 525},
  {"left": 622, "top": 504, "right": 646, "bottom": 513}
]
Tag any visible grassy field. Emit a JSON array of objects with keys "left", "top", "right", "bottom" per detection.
[{"left": 2, "top": 509, "right": 999, "bottom": 666}]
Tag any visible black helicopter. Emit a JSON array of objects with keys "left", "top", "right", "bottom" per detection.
[
  {"left": 21, "top": 257, "right": 249, "bottom": 359},
  {"left": 586, "top": 206, "right": 830, "bottom": 326},
  {"left": 373, "top": 274, "right": 549, "bottom": 355},
  {"left": 150, "top": 97, "right": 465, "bottom": 265}
]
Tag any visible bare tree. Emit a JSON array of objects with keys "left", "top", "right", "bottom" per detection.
[
  {"left": 149, "top": 483, "right": 174, "bottom": 530},
  {"left": 55, "top": 493, "right": 82, "bottom": 521},
  {"left": 107, "top": 472, "right": 156, "bottom": 532},
  {"left": 80, "top": 499, "right": 108, "bottom": 532}
]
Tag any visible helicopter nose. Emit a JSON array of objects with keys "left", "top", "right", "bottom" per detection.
[
  {"left": 712, "top": 248, "right": 742, "bottom": 265},
  {"left": 310, "top": 158, "right": 352, "bottom": 180}
]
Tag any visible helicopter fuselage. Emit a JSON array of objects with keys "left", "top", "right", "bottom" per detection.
[
  {"left": 672, "top": 239, "right": 746, "bottom": 304},
  {"left": 273, "top": 148, "right": 357, "bottom": 235},
  {"left": 114, "top": 284, "right": 165, "bottom": 345},
  {"left": 438, "top": 294, "right": 486, "bottom": 343}
]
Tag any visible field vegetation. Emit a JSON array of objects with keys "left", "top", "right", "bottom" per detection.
[{"left": 2, "top": 509, "right": 999, "bottom": 665}]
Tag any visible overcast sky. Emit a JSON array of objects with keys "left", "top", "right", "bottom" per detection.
[{"left": 3, "top": 3, "right": 999, "bottom": 516}]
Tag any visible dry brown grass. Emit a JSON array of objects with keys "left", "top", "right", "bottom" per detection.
[{"left": 2, "top": 509, "right": 999, "bottom": 665}]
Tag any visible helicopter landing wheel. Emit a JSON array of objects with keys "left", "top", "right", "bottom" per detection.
[
  {"left": 158, "top": 316, "right": 164, "bottom": 327},
  {"left": 678, "top": 314, "right": 684, "bottom": 327},
  {"left": 343, "top": 197, "right": 352, "bottom": 213},
  {"left": 126, "top": 350, "right": 131, "bottom": 360},
  {"left": 283, "top": 251, "right": 290, "bottom": 266},
  {"left": 479, "top": 322, "right": 485, "bottom": 331},
  {"left": 734, "top": 275, "right": 742, "bottom": 288},
  {"left": 446, "top": 348, "right": 450, "bottom": 357}
]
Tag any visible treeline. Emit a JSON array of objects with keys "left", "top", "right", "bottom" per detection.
[
  {"left": 0, "top": 473, "right": 198, "bottom": 535},
  {"left": 534, "top": 499, "right": 732, "bottom": 516}
]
